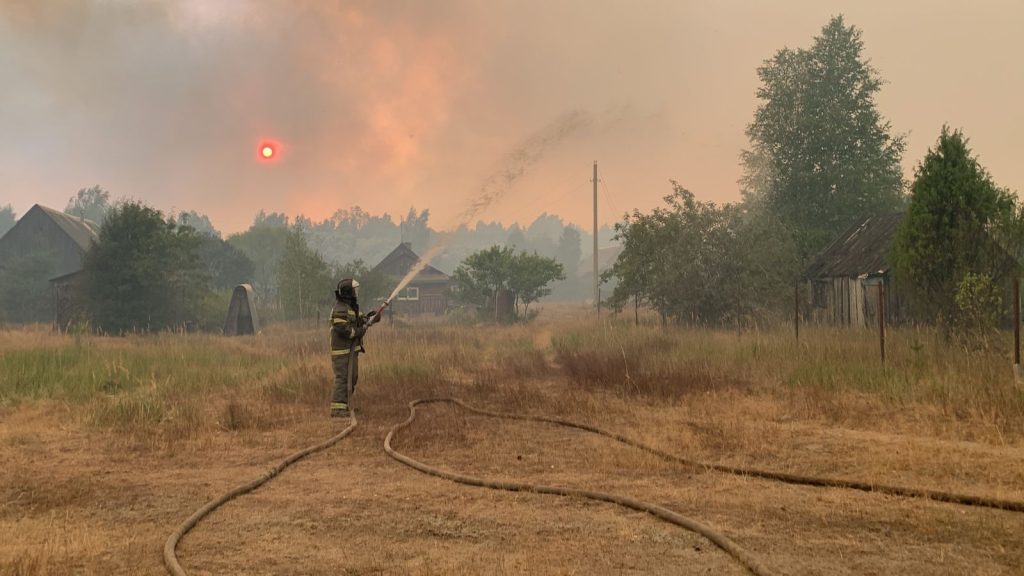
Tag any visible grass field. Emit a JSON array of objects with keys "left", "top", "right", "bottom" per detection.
[{"left": 2, "top": 311, "right": 1023, "bottom": 574}]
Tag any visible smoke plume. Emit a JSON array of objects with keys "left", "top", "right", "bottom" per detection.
[
  {"left": 388, "top": 110, "right": 594, "bottom": 302},
  {"left": 3, "top": 1, "right": 1022, "bottom": 231}
]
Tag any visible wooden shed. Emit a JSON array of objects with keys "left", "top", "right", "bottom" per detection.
[
  {"left": 804, "top": 213, "right": 904, "bottom": 327},
  {"left": 0, "top": 204, "right": 99, "bottom": 279},
  {"left": 0, "top": 204, "right": 99, "bottom": 325},
  {"left": 372, "top": 243, "right": 449, "bottom": 315}
]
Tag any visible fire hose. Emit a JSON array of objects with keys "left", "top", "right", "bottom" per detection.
[
  {"left": 385, "top": 398, "right": 776, "bottom": 575},
  {"left": 163, "top": 302, "right": 390, "bottom": 575},
  {"left": 385, "top": 398, "right": 1024, "bottom": 576},
  {"left": 163, "top": 348, "right": 362, "bottom": 575},
  {"left": 165, "top": 303, "right": 1023, "bottom": 574},
  {"left": 163, "top": 416, "right": 357, "bottom": 576}
]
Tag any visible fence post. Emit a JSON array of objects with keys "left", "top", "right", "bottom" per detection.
[
  {"left": 878, "top": 282, "right": 886, "bottom": 364},
  {"left": 1014, "top": 276, "right": 1021, "bottom": 381},
  {"left": 794, "top": 281, "right": 800, "bottom": 341}
]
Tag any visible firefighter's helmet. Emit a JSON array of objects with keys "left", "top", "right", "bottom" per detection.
[{"left": 335, "top": 278, "right": 359, "bottom": 300}]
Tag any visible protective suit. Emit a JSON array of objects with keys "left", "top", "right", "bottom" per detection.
[{"left": 329, "top": 279, "right": 367, "bottom": 418}]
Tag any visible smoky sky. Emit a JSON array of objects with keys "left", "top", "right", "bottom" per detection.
[{"left": 2, "top": 1, "right": 1022, "bottom": 234}]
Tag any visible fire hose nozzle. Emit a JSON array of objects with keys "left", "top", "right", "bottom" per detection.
[{"left": 366, "top": 299, "right": 391, "bottom": 325}]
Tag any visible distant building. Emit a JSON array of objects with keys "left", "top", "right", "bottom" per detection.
[
  {"left": 804, "top": 213, "right": 904, "bottom": 326},
  {"left": 372, "top": 242, "right": 449, "bottom": 315},
  {"left": 0, "top": 204, "right": 100, "bottom": 326}
]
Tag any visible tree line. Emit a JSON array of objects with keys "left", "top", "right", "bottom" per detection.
[
  {"left": 604, "top": 16, "right": 1024, "bottom": 333},
  {"left": 0, "top": 184, "right": 572, "bottom": 330}
]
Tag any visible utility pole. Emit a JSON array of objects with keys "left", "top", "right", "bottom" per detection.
[{"left": 593, "top": 161, "right": 599, "bottom": 318}]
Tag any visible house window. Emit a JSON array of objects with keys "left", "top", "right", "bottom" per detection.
[{"left": 397, "top": 287, "right": 419, "bottom": 301}]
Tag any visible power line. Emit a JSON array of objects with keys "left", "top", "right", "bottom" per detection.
[{"left": 600, "top": 177, "right": 624, "bottom": 224}]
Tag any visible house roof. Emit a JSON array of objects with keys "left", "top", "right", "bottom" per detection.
[
  {"left": 372, "top": 242, "right": 448, "bottom": 282},
  {"left": 805, "top": 213, "right": 905, "bottom": 279},
  {"left": 32, "top": 205, "right": 100, "bottom": 251},
  {"left": 578, "top": 245, "right": 623, "bottom": 278}
]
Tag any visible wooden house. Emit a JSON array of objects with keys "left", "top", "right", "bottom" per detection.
[
  {"left": 0, "top": 204, "right": 99, "bottom": 279},
  {"left": 804, "top": 213, "right": 904, "bottom": 326},
  {"left": 0, "top": 204, "right": 99, "bottom": 326},
  {"left": 372, "top": 243, "right": 449, "bottom": 315}
]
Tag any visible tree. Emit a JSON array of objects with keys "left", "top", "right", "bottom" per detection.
[
  {"left": 506, "top": 225, "right": 528, "bottom": 250},
  {"left": 451, "top": 245, "right": 516, "bottom": 308},
  {"left": 198, "top": 234, "right": 255, "bottom": 289},
  {"left": 742, "top": 15, "right": 906, "bottom": 257},
  {"left": 228, "top": 224, "right": 290, "bottom": 295},
  {"left": 81, "top": 202, "right": 209, "bottom": 333},
  {"left": 177, "top": 211, "right": 220, "bottom": 238},
  {"left": 65, "top": 185, "right": 112, "bottom": 225},
  {"left": 603, "top": 208, "right": 661, "bottom": 320},
  {"left": 552, "top": 225, "right": 582, "bottom": 299},
  {"left": 555, "top": 226, "right": 582, "bottom": 277},
  {"left": 890, "top": 127, "right": 1019, "bottom": 326},
  {"left": 253, "top": 210, "right": 289, "bottom": 228},
  {"left": 605, "top": 183, "right": 797, "bottom": 326},
  {"left": 277, "top": 227, "right": 333, "bottom": 320},
  {"left": 402, "top": 207, "right": 431, "bottom": 252},
  {"left": 0, "top": 205, "right": 15, "bottom": 237},
  {"left": 452, "top": 245, "right": 563, "bottom": 320},
  {"left": 508, "top": 251, "right": 564, "bottom": 315}
]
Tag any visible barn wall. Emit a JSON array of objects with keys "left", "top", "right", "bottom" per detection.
[
  {"left": 0, "top": 209, "right": 86, "bottom": 278},
  {"left": 807, "top": 275, "right": 901, "bottom": 327}
]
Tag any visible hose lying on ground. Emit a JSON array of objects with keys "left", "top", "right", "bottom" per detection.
[
  {"left": 385, "top": 398, "right": 780, "bottom": 576},
  {"left": 385, "top": 397, "right": 1024, "bottom": 576},
  {"left": 163, "top": 415, "right": 358, "bottom": 576},
  {"left": 164, "top": 342, "right": 361, "bottom": 576},
  {"left": 400, "top": 398, "right": 1024, "bottom": 513}
]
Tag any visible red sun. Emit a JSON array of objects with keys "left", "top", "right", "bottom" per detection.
[{"left": 258, "top": 141, "right": 279, "bottom": 161}]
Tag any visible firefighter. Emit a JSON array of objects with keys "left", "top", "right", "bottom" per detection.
[{"left": 329, "top": 278, "right": 375, "bottom": 418}]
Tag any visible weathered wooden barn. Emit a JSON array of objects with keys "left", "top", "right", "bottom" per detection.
[
  {"left": 0, "top": 204, "right": 99, "bottom": 278},
  {"left": 804, "top": 213, "right": 904, "bottom": 327},
  {"left": 372, "top": 242, "right": 449, "bottom": 315},
  {"left": 0, "top": 204, "right": 99, "bottom": 326}
]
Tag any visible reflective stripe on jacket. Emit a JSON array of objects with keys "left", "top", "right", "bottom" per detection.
[{"left": 330, "top": 300, "right": 365, "bottom": 354}]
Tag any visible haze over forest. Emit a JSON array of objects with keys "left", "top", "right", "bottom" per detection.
[{"left": 2, "top": 1, "right": 1022, "bottom": 235}]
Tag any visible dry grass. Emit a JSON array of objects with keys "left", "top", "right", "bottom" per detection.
[
  {"left": 553, "top": 322, "right": 1024, "bottom": 441},
  {"left": 1, "top": 318, "right": 1023, "bottom": 575}
]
